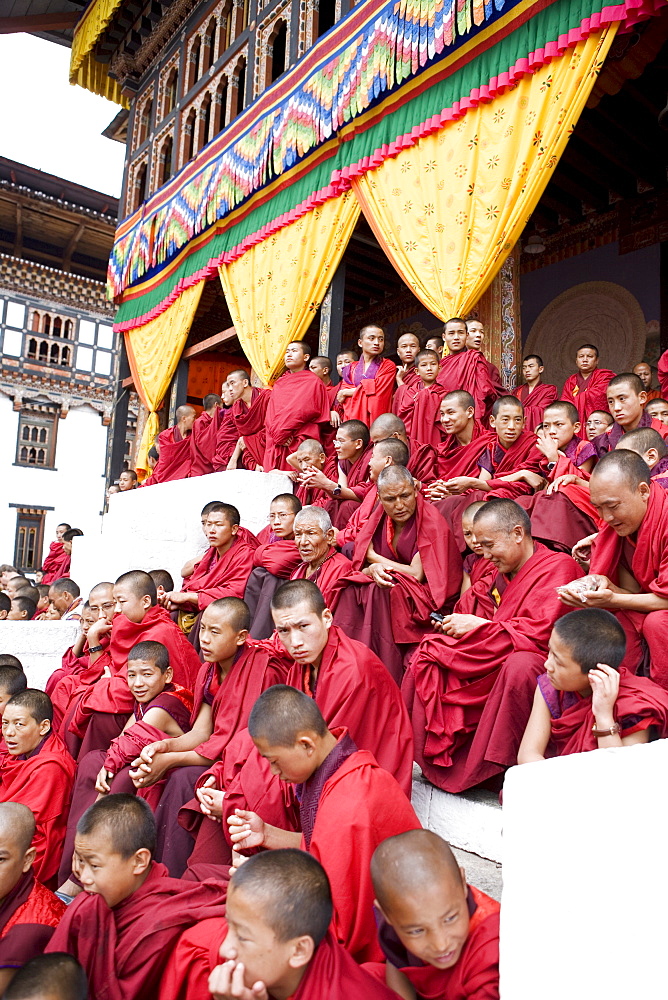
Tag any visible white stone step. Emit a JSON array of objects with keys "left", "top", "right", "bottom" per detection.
[{"left": 411, "top": 766, "right": 503, "bottom": 864}]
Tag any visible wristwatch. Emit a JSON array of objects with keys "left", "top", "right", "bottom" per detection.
[
  {"left": 88, "top": 645, "right": 104, "bottom": 653},
  {"left": 591, "top": 722, "right": 621, "bottom": 737},
  {"left": 332, "top": 485, "right": 342, "bottom": 497}
]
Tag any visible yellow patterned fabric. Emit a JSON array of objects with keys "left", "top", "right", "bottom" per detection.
[
  {"left": 70, "top": 0, "right": 128, "bottom": 106},
  {"left": 351, "top": 28, "right": 617, "bottom": 321},
  {"left": 218, "top": 191, "right": 360, "bottom": 384},
  {"left": 125, "top": 282, "right": 204, "bottom": 475}
]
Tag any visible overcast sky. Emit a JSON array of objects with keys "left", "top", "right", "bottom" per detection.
[{"left": 0, "top": 34, "right": 126, "bottom": 198}]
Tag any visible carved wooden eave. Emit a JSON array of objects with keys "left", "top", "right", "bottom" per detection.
[{"left": 109, "top": 0, "right": 201, "bottom": 91}]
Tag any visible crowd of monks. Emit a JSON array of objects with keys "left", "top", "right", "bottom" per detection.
[{"left": 3, "top": 318, "right": 668, "bottom": 999}]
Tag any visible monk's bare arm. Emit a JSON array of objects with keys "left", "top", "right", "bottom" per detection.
[
  {"left": 140, "top": 706, "right": 188, "bottom": 739},
  {"left": 517, "top": 688, "right": 551, "bottom": 764},
  {"left": 385, "top": 963, "right": 417, "bottom": 1000},
  {"left": 366, "top": 548, "right": 425, "bottom": 581},
  {"left": 442, "top": 471, "right": 491, "bottom": 494}
]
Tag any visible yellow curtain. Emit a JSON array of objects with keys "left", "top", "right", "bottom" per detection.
[
  {"left": 351, "top": 28, "right": 618, "bottom": 321},
  {"left": 218, "top": 190, "right": 360, "bottom": 384},
  {"left": 125, "top": 282, "right": 204, "bottom": 476},
  {"left": 70, "top": 0, "right": 127, "bottom": 106}
]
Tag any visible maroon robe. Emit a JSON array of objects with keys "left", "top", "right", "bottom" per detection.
[
  {"left": 407, "top": 437, "right": 437, "bottom": 482},
  {"left": 40, "top": 541, "right": 71, "bottom": 585},
  {"left": 264, "top": 370, "right": 331, "bottom": 471},
  {"left": 403, "top": 544, "right": 582, "bottom": 792},
  {"left": 405, "top": 383, "right": 447, "bottom": 448},
  {"left": 230, "top": 387, "right": 270, "bottom": 469},
  {"left": 289, "top": 549, "right": 352, "bottom": 606},
  {"left": 188, "top": 409, "right": 219, "bottom": 478},
  {"left": 333, "top": 494, "right": 462, "bottom": 682},
  {"left": 182, "top": 533, "right": 256, "bottom": 611},
  {"left": 212, "top": 407, "right": 240, "bottom": 471},
  {"left": 143, "top": 425, "right": 192, "bottom": 485},
  {"left": 326, "top": 445, "right": 373, "bottom": 529},
  {"left": 436, "top": 422, "right": 495, "bottom": 480},
  {"left": 512, "top": 382, "right": 558, "bottom": 432},
  {"left": 244, "top": 535, "right": 302, "bottom": 639},
  {"left": 560, "top": 368, "right": 616, "bottom": 423},
  {"left": 0, "top": 871, "right": 65, "bottom": 971},
  {"left": 340, "top": 357, "right": 397, "bottom": 426},
  {"left": 437, "top": 350, "right": 500, "bottom": 419},
  {"left": 658, "top": 349, "right": 668, "bottom": 398}
]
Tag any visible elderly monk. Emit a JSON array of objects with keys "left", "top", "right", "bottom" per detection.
[
  {"left": 162, "top": 851, "right": 399, "bottom": 1000},
  {"left": 290, "top": 507, "right": 351, "bottom": 604},
  {"left": 403, "top": 499, "right": 582, "bottom": 792},
  {"left": 512, "top": 354, "right": 558, "bottom": 431},
  {"left": 333, "top": 465, "right": 462, "bottom": 683},
  {"left": 519, "top": 608, "right": 668, "bottom": 763},
  {"left": 338, "top": 326, "right": 397, "bottom": 426},
  {"left": 143, "top": 405, "right": 196, "bottom": 485},
  {"left": 245, "top": 495, "right": 302, "bottom": 639},
  {"left": 0, "top": 804, "right": 66, "bottom": 994},
  {"left": 337, "top": 437, "right": 410, "bottom": 552},
  {"left": 264, "top": 342, "right": 331, "bottom": 471},
  {"left": 369, "top": 830, "right": 500, "bottom": 1000},
  {"left": 616, "top": 426, "right": 668, "bottom": 488},
  {"left": 369, "top": 412, "right": 436, "bottom": 483},
  {"left": 426, "top": 391, "right": 493, "bottom": 499},
  {"left": 178, "top": 580, "right": 414, "bottom": 879},
  {"left": 580, "top": 372, "right": 668, "bottom": 460},
  {"left": 436, "top": 318, "right": 500, "bottom": 419},
  {"left": 557, "top": 450, "right": 668, "bottom": 689},
  {"left": 189, "top": 395, "right": 222, "bottom": 478},
  {"left": 225, "top": 368, "right": 270, "bottom": 471}
]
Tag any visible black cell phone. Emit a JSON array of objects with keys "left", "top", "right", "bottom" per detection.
[{"left": 430, "top": 611, "right": 445, "bottom": 624}]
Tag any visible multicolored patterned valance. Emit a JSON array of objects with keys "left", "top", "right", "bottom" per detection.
[{"left": 110, "top": 0, "right": 665, "bottom": 327}]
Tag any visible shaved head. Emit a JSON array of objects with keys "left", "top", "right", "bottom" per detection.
[
  {"left": 591, "top": 448, "right": 651, "bottom": 489},
  {"left": 473, "top": 498, "right": 531, "bottom": 536},
  {"left": 249, "top": 685, "right": 328, "bottom": 747},
  {"left": 271, "top": 579, "right": 325, "bottom": 616},
  {"left": 461, "top": 500, "right": 487, "bottom": 523},
  {"left": 115, "top": 570, "right": 157, "bottom": 605},
  {"left": 543, "top": 400, "right": 579, "bottom": 424},
  {"left": 293, "top": 506, "right": 333, "bottom": 533},
  {"left": 370, "top": 413, "right": 407, "bottom": 440},
  {"left": 176, "top": 405, "right": 196, "bottom": 421},
  {"left": 0, "top": 802, "right": 35, "bottom": 855},
  {"left": 443, "top": 390, "right": 475, "bottom": 411},
  {"left": 371, "top": 830, "right": 463, "bottom": 913},
  {"left": 377, "top": 464, "right": 414, "bottom": 492},
  {"left": 3, "top": 953, "right": 88, "bottom": 1000},
  {"left": 373, "top": 438, "right": 410, "bottom": 466},
  {"left": 206, "top": 596, "right": 251, "bottom": 633},
  {"left": 615, "top": 427, "right": 667, "bottom": 460},
  {"left": 297, "top": 438, "right": 325, "bottom": 457}
]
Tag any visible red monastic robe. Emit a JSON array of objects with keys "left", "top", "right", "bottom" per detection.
[
  {"left": 658, "top": 349, "right": 668, "bottom": 398},
  {"left": 407, "top": 437, "right": 437, "bottom": 482},
  {"left": 182, "top": 534, "right": 256, "bottom": 611},
  {"left": 0, "top": 871, "right": 65, "bottom": 970},
  {"left": 212, "top": 407, "right": 239, "bottom": 471},
  {"left": 40, "top": 541, "right": 71, "bottom": 584},
  {"left": 263, "top": 370, "right": 331, "bottom": 471},
  {"left": 403, "top": 544, "right": 583, "bottom": 792},
  {"left": 46, "top": 862, "right": 227, "bottom": 1000},
  {"left": 392, "top": 379, "right": 422, "bottom": 428},
  {"left": 589, "top": 483, "right": 668, "bottom": 686},
  {"left": 188, "top": 410, "right": 219, "bottom": 478},
  {"left": 159, "top": 922, "right": 400, "bottom": 1000},
  {"left": 289, "top": 550, "right": 352, "bottom": 606},
  {"left": 340, "top": 357, "right": 397, "bottom": 426},
  {"left": 333, "top": 495, "right": 462, "bottom": 681},
  {"left": 538, "top": 667, "right": 668, "bottom": 757},
  {"left": 337, "top": 485, "right": 379, "bottom": 549},
  {"left": 403, "top": 383, "right": 447, "bottom": 448},
  {"left": 326, "top": 445, "right": 373, "bottom": 529},
  {"left": 245, "top": 535, "right": 302, "bottom": 638},
  {"left": 512, "top": 382, "right": 558, "bottom": 432},
  {"left": 560, "top": 368, "right": 616, "bottom": 423},
  {"left": 143, "top": 426, "right": 192, "bottom": 485},
  {"left": 436, "top": 422, "right": 494, "bottom": 480},
  {"left": 368, "top": 885, "right": 500, "bottom": 1000},
  {"left": 230, "top": 388, "right": 270, "bottom": 469},
  {"left": 437, "top": 350, "right": 500, "bottom": 419},
  {"left": 0, "top": 733, "right": 75, "bottom": 883}
]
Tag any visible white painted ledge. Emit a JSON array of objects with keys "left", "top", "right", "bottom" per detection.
[
  {"left": 411, "top": 766, "right": 503, "bottom": 864},
  {"left": 0, "top": 620, "right": 80, "bottom": 690}
]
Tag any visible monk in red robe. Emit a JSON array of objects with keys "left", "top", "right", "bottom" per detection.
[
  {"left": 189, "top": 394, "right": 222, "bottom": 478},
  {"left": 263, "top": 342, "right": 331, "bottom": 471},
  {"left": 0, "top": 804, "right": 66, "bottom": 993},
  {"left": 128, "top": 598, "right": 286, "bottom": 876},
  {"left": 512, "top": 354, "right": 558, "bottom": 432},
  {"left": 161, "top": 850, "right": 399, "bottom": 1000},
  {"left": 161, "top": 502, "right": 256, "bottom": 625},
  {"left": 336, "top": 437, "right": 409, "bottom": 551},
  {"left": 47, "top": 582, "right": 114, "bottom": 712},
  {"left": 47, "top": 796, "right": 227, "bottom": 1000},
  {"left": 211, "top": 384, "right": 241, "bottom": 471},
  {"left": 334, "top": 465, "right": 462, "bottom": 682},
  {"left": 177, "top": 579, "right": 414, "bottom": 879},
  {"left": 290, "top": 439, "right": 333, "bottom": 507},
  {"left": 369, "top": 829, "right": 500, "bottom": 1000},
  {"left": 403, "top": 499, "right": 583, "bottom": 792},
  {"left": 369, "top": 412, "right": 437, "bottom": 484},
  {"left": 223, "top": 688, "right": 420, "bottom": 963},
  {"left": 143, "top": 405, "right": 196, "bottom": 485},
  {"left": 393, "top": 331, "right": 421, "bottom": 390},
  {"left": 520, "top": 608, "right": 668, "bottom": 765},
  {"left": 245, "top": 494, "right": 302, "bottom": 639},
  {"left": 633, "top": 362, "right": 661, "bottom": 404},
  {"left": 338, "top": 325, "right": 396, "bottom": 426},
  {"left": 466, "top": 319, "right": 505, "bottom": 401},
  {"left": 40, "top": 522, "right": 71, "bottom": 585},
  {"left": 225, "top": 369, "right": 270, "bottom": 471},
  {"left": 578, "top": 373, "right": 668, "bottom": 462},
  {"left": 426, "top": 391, "right": 494, "bottom": 496},
  {"left": 0, "top": 691, "right": 75, "bottom": 884},
  {"left": 290, "top": 506, "right": 351, "bottom": 604},
  {"left": 616, "top": 426, "right": 668, "bottom": 489},
  {"left": 436, "top": 318, "right": 500, "bottom": 419},
  {"left": 299, "top": 420, "right": 372, "bottom": 529},
  {"left": 308, "top": 355, "right": 339, "bottom": 444},
  {"left": 557, "top": 450, "right": 668, "bottom": 688},
  {"left": 560, "top": 344, "right": 616, "bottom": 423},
  {"left": 394, "top": 349, "right": 446, "bottom": 448}
]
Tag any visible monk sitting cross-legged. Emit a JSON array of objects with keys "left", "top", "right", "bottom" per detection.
[
  {"left": 333, "top": 465, "right": 462, "bottom": 683},
  {"left": 161, "top": 851, "right": 400, "bottom": 1000},
  {"left": 403, "top": 499, "right": 583, "bottom": 793},
  {"left": 177, "top": 580, "right": 414, "bottom": 881},
  {"left": 557, "top": 450, "right": 668, "bottom": 689},
  {"left": 0, "top": 690, "right": 75, "bottom": 885},
  {"left": 220, "top": 687, "right": 420, "bottom": 963},
  {"left": 128, "top": 598, "right": 285, "bottom": 876},
  {"left": 367, "top": 830, "right": 500, "bottom": 1000},
  {"left": 46, "top": 796, "right": 227, "bottom": 1000},
  {"left": 244, "top": 494, "right": 302, "bottom": 640},
  {"left": 369, "top": 412, "right": 437, "bottom": 485},
  {"left": 426, "top": 391, "right": 493, "bottom": 501},
  {"left": 0, "top": 804, "right": 67, "bottom": 994},
  {"left": 289, "top": 507, "right": 351, "bottom": 606},
  {"left": 519, "top": 608, "right": 668, "bottom": 762},
  {"left": 143, "top": 405, "right": 196, "bottom": 485}
]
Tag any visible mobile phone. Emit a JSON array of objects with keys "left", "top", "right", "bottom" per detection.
[{"left": 430, "top": 611, "right": 445, "bottom": 624}]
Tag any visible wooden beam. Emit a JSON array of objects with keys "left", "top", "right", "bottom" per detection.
[
  {"left": 182, "top": 326, "right": 238, "bottom": 358},
  {"left": 62, "top": 223, "right": 86, "bottom": 273},
  {"left": 13, "top": 204, "right": 22, "bottom": 258},
  {"left": 0, "top": 12, "right": 80, "bottom": 32}
]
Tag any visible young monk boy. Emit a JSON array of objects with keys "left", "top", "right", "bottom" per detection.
[
  {"left": 298, "top": 420, "right": 372, "bottom": 529},
  {"left": 0, "top": 666, "right": 27, "bottom": 716},
  {"left": 394, "top": 350, "right": 445, "bottom": 448},
  {"left": 426, "top": 334, "right": 444, "bottom": 355},
  {"left": 560, "top": 344, "right": 616, "bottom": 423},
  {"left": 0, "top": 690, "right": 75, "bottom": 884},
  {"left": 512, "top": 354, "right": 557, "bottom": 431},
  {"left": 4, "top": 953, "right": 87, "bottom": 1000},
  {"left": 46, "top": 796, "right": 227, "bottom": 1000},
  {"left": 7, "top": 596, "right": 36, "bottom": 622},
  {"left": 245, "top": 495, "right": 302, "bottom": 639},
  {"left": 586, "top": 409, "right": 614, "bottom": 440},
  {"left": 580, "top": 372, "right": 668, "bottom": 459},
  {"left": 161, "top": 850, "right": 399, "bottom": 1000},
  {"left": 0, "top": 804, "right": 66, "bottom": 994},
  {"left": 519, "top": 608, "right": 668, "bottom": 761},
  {"left": 646, "top": 397, "right": 668, "bottom": 426},
  {"left": 370, "top": 829, "right": 500, "bottom": 1000},
  {"left": 395, "top": 331, "right": 422, "bottom": 388},
  {"left": 616, "top": 426, "right": 668, "bottom": 487},
  {"left": 290, "top": 438, "right": 332, "bottom": 506}
]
